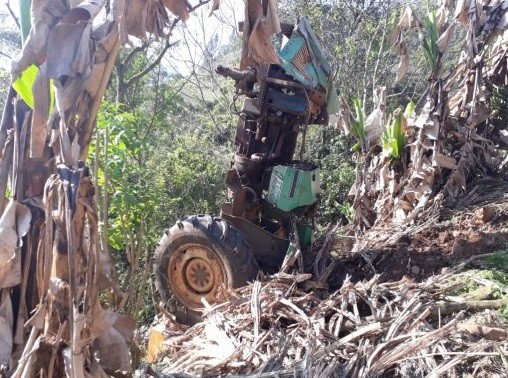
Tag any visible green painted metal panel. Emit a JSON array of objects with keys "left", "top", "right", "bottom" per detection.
[
  {"left": 267, "top": 165, "right": 320, "bottom": 212},
  {"left": 278, "top": 17, "right": 340, "bottom": 115},
  {"left": 296, "top": 223, "right": 313, "bottom": 247}
]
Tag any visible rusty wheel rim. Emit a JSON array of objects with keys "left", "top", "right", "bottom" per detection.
[{"left": 167, "top": 243, "right": 226, "bottom": 311}]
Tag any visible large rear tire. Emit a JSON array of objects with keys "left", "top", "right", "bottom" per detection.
[{"left": 154, "top": 215, "right": 258, "bottom": 324}]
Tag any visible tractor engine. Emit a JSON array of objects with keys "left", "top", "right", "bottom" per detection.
[{"left": 217, "top": 18, "right": 336, "bottom": 272}]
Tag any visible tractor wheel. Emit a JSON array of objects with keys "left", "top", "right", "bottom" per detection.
[{"left": 154, "top": 215, "right": 258, "bottom": 324}]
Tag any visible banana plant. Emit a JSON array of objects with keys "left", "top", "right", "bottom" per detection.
[
  {"left": 12, "top": 0, "right": 55, "bottom": 111},
  {"left": 381, "top": 101, "right": 415, "bottom": 159},
  {"left": 350, "top": 98, "right": 366, "bottom": 152},
  {"left": 421, "top": 11, "right": 440, "bottom": 73}
]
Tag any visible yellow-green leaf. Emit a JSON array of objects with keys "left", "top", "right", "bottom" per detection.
[
  {"left": 12, "top": 65, "right": 55, "bottom": 111},
  {"left": 13, "top": 65, "right": 39, "bottom": 109}
]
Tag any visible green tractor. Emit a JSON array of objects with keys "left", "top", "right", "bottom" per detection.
[{"left": 154, "top": 17, "right": 338, "bottom": 324}]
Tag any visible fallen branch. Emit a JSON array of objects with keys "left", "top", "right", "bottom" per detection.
[
  {"left": 457, "top": 322, "right": 508, "bottom": 341},
  {"left": 431, "top": 299, "right": 508, "bottom": 316}
]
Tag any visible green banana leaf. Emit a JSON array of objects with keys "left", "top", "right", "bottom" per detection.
[{"left": 13, "top": 65, "right": 54, "bottom": 111}]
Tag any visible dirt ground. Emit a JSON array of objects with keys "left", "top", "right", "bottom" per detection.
[{"left": 326, "top": 201, "right": 508, "bottom": 288}]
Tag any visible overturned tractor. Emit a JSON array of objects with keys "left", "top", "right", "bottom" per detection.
[{"left": 154, "top": 16, "right": 338, "bottom": 324}]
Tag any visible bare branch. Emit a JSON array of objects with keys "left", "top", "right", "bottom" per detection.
[
  {"left": 179, "top": 23, "right": 225, "bottom": 136},
  {"left": 124, "top": 27, "right": 178, "bottom": 87},
  {"left": 0, "top": 50, "right": 12, "bottom": 60},
  {"left": 123, "top": 43, "right": 149, "bottom": 68},
  {"left": 121, "top": 0, "right": 213, "bottom": 88},
  {"left": 5, "top": 0, "right": 21, "bottom": 30}
]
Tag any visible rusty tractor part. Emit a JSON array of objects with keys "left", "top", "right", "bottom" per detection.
[
  {"left": 154, "top": 215, "right": 258, "bottom": 324},
  {"left": 154, "top": 16, "right": 337, "bottom": 324}
]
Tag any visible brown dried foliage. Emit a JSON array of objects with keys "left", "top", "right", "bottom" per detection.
[
  {"left": 148, "top": 270, "right": 508, "bottom": 377},
  {"left": 346, "top": 0, "right": 508, "bottom": 248}
]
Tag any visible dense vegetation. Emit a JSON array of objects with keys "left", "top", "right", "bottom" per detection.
[
  {"left": 0, "top": 0, "right": 505, "bottom": 328},
  {"left": 0, "top": 2, "right": 507, "bottom": 377},
  {"left": 85, "top": 0, "right": 412, "bottom": 321},
  {"left": 0, "top": 0, "right": 445, "bottom": 321}
]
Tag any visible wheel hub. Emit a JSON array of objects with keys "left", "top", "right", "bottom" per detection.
[
  {"left": 185, "top": 258, "right": 214, "bottom": 292},
  {"left": 168, "top": 244, "right": 226, "bottom": 311}
]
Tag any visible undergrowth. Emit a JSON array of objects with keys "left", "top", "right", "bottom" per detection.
[{"left": 446, "top": 249, "right": 508, "bottom": 317}]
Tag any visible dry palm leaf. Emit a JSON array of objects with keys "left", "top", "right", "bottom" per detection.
[
  {"left": 394, "top": 50, "right": 409, "bottom": 84},
  {"left": 45, "top": 13, "right": 93, "bottom": 79},
  {"left": 390, "top": 4, "right": 423, "bottom": 84},
  {"left": 0, "top": 291, "right": 14, "bottom": 368},
  {"left": 146, "top": 1, "right": 170, "bottom": 39},
  {"left": 241, "top": 0, "right": 282, "bottom": 68},
  {"left": 0, "top": 200, "right": 31, "bottom": 289},
  {"left": 124, "top": 0, "right": 150, "bottom": 41},
  {"left": 454, "top": 0, "right": 471, "bottom": 26},
  {"left": 209, "top": 0, "right": 221, "bottom": 16},
  {"left": 148, "top": 272, "right": 508, "bottom": 377},
  {"left": 397, "top": 5, "right": 422, "bottom": 29},
  {"left": 11, "top": 0, "right": 68, "bottom": 77},
  {"left": 437, "top": 21, "right": 456, "bottom": 53},
  {"left": 30, "top": 63, "right": 51, "bottom": 158},
  {"left": 93, "top": 327, "right": 132, "bottom": 374},
  {"left": 25, "top": 166, "right": 134, "bottom": 376},
  {"left": 162, "top": 0, "right": 192, "bottom": 21},
  {"left": 348, "top": 0, "right": 508, "bottom": 232},
  {"left": 433, "top": 151, "right": 458, "bottom": 169},
  {"left": 336, "top": 97, "right": 353, "bottom": 135}
]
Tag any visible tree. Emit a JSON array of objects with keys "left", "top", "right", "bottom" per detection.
[
  {"left": 0, "top": 3, "right": 22, "bottom": 106},
  {"left": 87, "top": 1, "right": 242, "bottom": 325},
  {"left": 0, "top": 0, "right": 216, "bottom": 375}
]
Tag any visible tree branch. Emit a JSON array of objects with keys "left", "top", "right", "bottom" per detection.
[
  {"left": 124, "top": 31, "right": 178, "bottom": 87},
  {"left": 121, "top": 0, "right": 213, "bottom": 89},
  {"left": 0, "top": 51, "right": 12, "bottom": 60},
  {"left": 179, "top": 25, "right": 225, "bottom": 136},
  {"left": 123, "top": 43, "right": 149, "bottom": 68},
  {"left": 5, "top": 0, "right": 21, "bottom": 30}
]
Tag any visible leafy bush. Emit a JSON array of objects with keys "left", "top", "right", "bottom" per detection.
[
  {"left": 303, "top": 126, "right": 356, "bottom": 225},
  {"left": 89, "top": 102, "right": 230, "bottom": 323},
  {"left": 319, "top": 157, "right": 355, "bottom": 225}
]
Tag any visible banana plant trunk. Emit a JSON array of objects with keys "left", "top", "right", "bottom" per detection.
[{"left": 0, "top": 0, "right": 211, "bottom": 374}]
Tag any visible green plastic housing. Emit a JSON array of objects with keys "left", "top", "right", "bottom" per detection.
[{"left": 267, "top": 165, "right": 320, "bottom": 212}]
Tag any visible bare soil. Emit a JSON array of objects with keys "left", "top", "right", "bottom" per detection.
[{"left": 326, "top": 202, "right": 508, "bottom": 289}]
